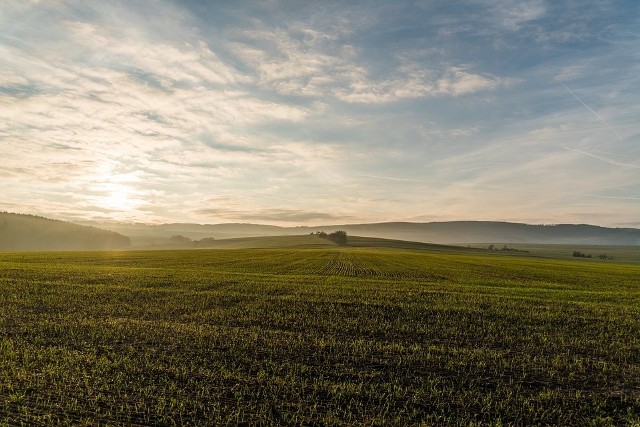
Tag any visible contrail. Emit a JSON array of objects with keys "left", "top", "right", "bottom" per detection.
[
  {"left": 587, "top": 195, "right": 640, "bottom": 201},
  {"left": 358, "top": 174, "right": 427, "bottom": 183},
  {"left": 562, "top": 83, "right": 623, "bottom": 141},
  {"left": 563, "top": 146, "right": 640, "bottom": 169}
]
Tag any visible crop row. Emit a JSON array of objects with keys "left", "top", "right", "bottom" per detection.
[{"left": 0, "top": 248, "right": 639, "bottom": 425}]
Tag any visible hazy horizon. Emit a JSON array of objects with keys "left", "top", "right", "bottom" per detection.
[
  {"left": 6, "top": 210, "right": 640, "bottom": 231},
  {"left": 1, "top": 1, "right": 639, "bottom": 227}
]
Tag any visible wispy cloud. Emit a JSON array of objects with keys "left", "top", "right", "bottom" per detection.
[
  {"left": 195, "top": 207, "right": 355, "bottom": 223},
  {"left": 229, "top": 20, "right": 516, "bottom": 104},
  {"left": 587, "top": 195, "right": 640, "bottom": 201},
  {"left": 488, "top": 0, "right": 546, "bottom": 31},
  {"left": 1, "top": 0, "right": 638, "bottom": 226}
]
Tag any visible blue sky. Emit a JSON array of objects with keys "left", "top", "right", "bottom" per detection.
[{"left": 1, "top": 0, "right": 639, "bottom": 226}]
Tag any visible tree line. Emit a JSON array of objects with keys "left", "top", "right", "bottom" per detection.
[{"left": 312, "top": 230, "right": 348, "bottom": 245}]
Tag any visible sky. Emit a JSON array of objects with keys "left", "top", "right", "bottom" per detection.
[{"left": 1, "top": 0, "right": 639, "bottom": 226}]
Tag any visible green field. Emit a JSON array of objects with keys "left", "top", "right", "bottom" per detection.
[
  {"left": 1, "top": 243, "right": 639, "bottom": 425},
  {"left": 474, "top": 243, "right": 640, "bottom": 264}
]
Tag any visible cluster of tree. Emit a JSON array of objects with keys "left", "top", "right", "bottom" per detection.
[
  {"left": 193, "top": 237, "right": 216, "bottom": 247},
  {"left": 572, "top": 251, "right": 592, "bottom": 258},
  {"left": 168, "top": 235, "right": 218, "bottom": 248},
  {"left": 486, "top": 244, "right": 529, "bottom": 253},
  {"left": 313, "top": 230, "right": 348, "bottom": 245},
  {"left": 169, "top": 235, "right": 192, "bottom": 245},
  {"left": 572, "top": 251, "right": 613, "bottom": 260}
]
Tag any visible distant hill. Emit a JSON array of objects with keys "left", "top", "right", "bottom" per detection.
[
  {"left": 75, "top": 222, "right": 287, "bottom": 247},
  {"left": 83, "top": 220, "right": 640, "bottom": 246},
  {"left": 0, "top": 212, "right": 130, "bottom": 251},
  {"left": 302, "top": 222, "right": 640, "bottom": 245},
  {"left": 183, "top": 234, "right": 485, "bottom": 252}
]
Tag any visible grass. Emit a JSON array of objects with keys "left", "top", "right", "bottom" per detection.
[
  {"left": 473, "top": 243, "right": 640, "bottom": 263},
  {"left": 193, "top": 234, "right": 339, "bottom": 249},
  {"left": 0, "top": 245, "right": 639, "bottom": 425}
]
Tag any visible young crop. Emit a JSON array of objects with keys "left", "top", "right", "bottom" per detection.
[{"left": 0, "top": 248, "right": 639, "bottom": 425}]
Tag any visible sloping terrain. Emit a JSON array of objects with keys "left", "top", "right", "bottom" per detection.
[
  {"left": 83, "top": 219, "right": 640, "bottom": 245},
  {"left": 0, "top": 212, "right": 130, "bottom": 251},
  {"left": 192, "top": 234, "right": 338, "bottom": 249},
  {"left": 307, "top": 222, "right": 640, "bottom": 245},
  {"left": 161, "top": 234, "right": 485, "bottom": 252}
]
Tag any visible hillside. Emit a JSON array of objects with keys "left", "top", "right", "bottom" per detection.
[
  {"left": 307, "top": 221, "right": 640, "bottom": 245},
  {"left": 77, "top": 222, "right": 288, "bottom": 247},
  {"left": 14, "top": 213, "right": 639, "bottom": 248},
  {"left": 189, "top": 235, "right": 639, "bottom": 262},
  {"left": 192, "top": 234, "right": 336, "bottom": 249},
  {"left": 0, "top": 212, "right": 130, "bottom": 251},
  {"left": 84, "top": 220, "right": 640, "bottom": 246},
  {"left": 176, "top": 234, "right": 483, "bottom": 251}
]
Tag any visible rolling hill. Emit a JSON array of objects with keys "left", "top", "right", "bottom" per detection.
[
  {"left": 306, "top": 221, "right": 640, "bottom": 245},
  {"left": 0, "top": 212, "right": 130, "bottom": 251},
  {"left": 5, "top": 211, "right": 640, "bottom": 250},
  {"left": 188, "top": 234, "right": 483, "bottom": 252},
  {"left": 84, "top": 220, "right": 640, "bottom": 246}
]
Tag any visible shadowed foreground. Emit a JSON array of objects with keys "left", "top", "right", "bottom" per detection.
[{"left": 0, "top": 248, "right": 639, "bottom": 425}]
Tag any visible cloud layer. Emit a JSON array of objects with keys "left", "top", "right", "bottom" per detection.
[{"left": 1, "top": 0, "right": 639, "bottom": 226}]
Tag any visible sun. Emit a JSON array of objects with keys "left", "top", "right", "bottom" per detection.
[
  {"left": 97, "top": 183, "right": 137, "bottom": 212},
  {"left": 106, "top": 189, "right": 130, "bottom": 211},
  {"left": 89, "top": 164, "right": 146, "bottom": 218}
]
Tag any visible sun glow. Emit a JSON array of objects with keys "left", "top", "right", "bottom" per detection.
[
  {"left": 88, "top": 164, "right": 146, "bottom": 216},
  {"left": 94, "top": 182, "right": 141, "bottom": 213},
  {"left": 105, "top": 188, "right": 131, "bottom": 211}
]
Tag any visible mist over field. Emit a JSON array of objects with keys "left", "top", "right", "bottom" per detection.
[
  {"left": 81, "top": 218, "right": 640, "bottom": 247},
  {"left": 0, "top": 212, "right": 130, "bottom": 251},
  {"left": 2, "top": 212, "right": 640, "bottom": 253}
]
